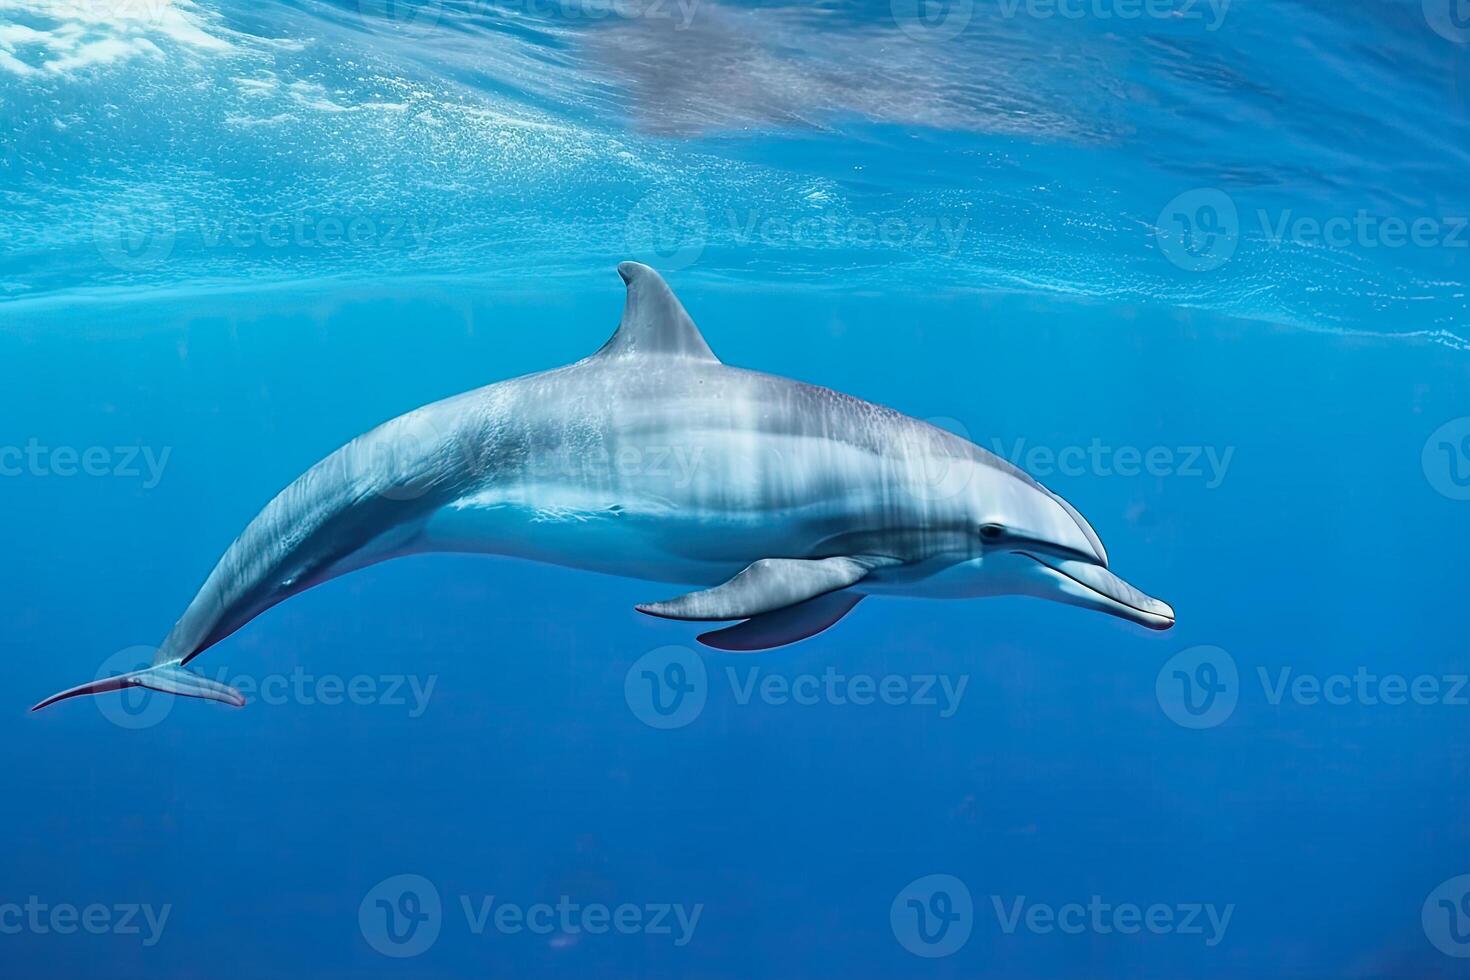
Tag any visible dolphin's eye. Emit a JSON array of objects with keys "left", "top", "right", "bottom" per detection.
[{"left": 979, "top": 524, "right": 1005, "bottom": 541}]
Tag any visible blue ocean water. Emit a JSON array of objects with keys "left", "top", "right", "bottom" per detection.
[{"left": 3, "top": 0, "right": 1470, "bottom": 977}]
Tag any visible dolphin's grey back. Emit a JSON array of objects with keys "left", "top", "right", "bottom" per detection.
[{"left": 154, "top": 406, "right": 475, "bottom": 665}]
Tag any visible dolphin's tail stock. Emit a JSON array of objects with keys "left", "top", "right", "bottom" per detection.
[{"left": 31, "top": 661, "right": 246, "bottom": 713}]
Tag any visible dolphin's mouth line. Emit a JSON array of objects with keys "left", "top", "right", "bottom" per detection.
[{"left": 1016, "top": 551, "right": 1175, "bottom": 627}]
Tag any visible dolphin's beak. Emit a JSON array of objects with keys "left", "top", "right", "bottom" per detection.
[{"left": 1020, "top": 553, "right": 1175, "bottom": 630}]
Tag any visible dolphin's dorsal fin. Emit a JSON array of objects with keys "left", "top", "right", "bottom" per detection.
[{"left": 595, "top": 261, "right": 719, "bottom": 362}]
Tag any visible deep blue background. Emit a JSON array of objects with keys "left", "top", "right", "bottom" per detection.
[{"left": 3, "top": 282, "right": 1468, "bottom": 978}]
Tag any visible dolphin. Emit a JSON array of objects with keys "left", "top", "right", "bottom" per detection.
[{"left": 33, "top": 262, "right": 1174, "bottom": 712}]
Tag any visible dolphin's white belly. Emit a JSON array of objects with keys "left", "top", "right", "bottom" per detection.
[
  {"left": 419, "top": 499, "right": 747, "bottom": 585},
  {"left": 416, "top": 427, "right": 913, "bottom": 587}
]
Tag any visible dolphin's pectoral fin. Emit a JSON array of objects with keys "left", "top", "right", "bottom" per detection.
[
  {"left": 697, "top": 592, "right": 864, "bottom": 652},
  {"left": 635, "top": 556, "right": 872, "bottom": 621}
]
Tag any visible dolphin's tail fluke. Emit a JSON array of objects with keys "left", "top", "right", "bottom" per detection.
[{"left": 31, "top": 662, "right": 246, "bottom": 712}]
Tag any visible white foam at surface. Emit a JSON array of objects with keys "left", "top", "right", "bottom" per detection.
[{"left": 0, "top": 0, "right": 232, "bottom": 76}]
